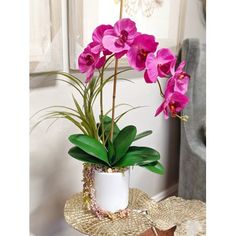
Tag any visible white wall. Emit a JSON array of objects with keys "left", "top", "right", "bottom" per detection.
[{"left": 30, "top": 1, "right": 205, "bottom": 235}]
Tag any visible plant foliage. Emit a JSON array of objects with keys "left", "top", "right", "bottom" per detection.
[{"left": 68, "top": 116, "right": 164, "bottom": 174}]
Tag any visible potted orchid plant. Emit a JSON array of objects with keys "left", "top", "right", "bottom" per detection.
[{"left": 33, "top": 17, "right": 190, "bottom": 219}]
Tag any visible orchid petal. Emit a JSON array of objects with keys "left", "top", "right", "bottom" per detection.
[
  {"left": 92, "top": 24, "right": 113, "bottom": 43},
  {"left": 144, "top": 70, "right": 153, "bottom": 83},
  {"left": 170, "top": 59, "right": 177, "bottom": 75},
  {"left": 127, "top": 47, "right": 139, "bottom": 70},
  {"left": 90, "top": 44, "right": 102, "bottom": 54},
  {"left": 96, "top": 56, "right": 106, "bottom": 69},
  {"left": 155, "top": 48, "right": 176, "bottom": 77},
  {"left": 155, "top": 102, "right": 165, "bottom": 117},
  {"left": 127, "top": 34, "right": 158, "bottom": 71},
  {"left": 113, "top": 18, "right": 137, "bottom": 42},
  {"left": 176, "top": 60, "right": 186, "bottom": 73},
  {"left": 85, "top": 67, "right": 95, "bottom": 83},
  {"left": 146, "top": 53, "right": 158, "bottom": 82},
  {"left": 115, "top": 51, "right": 127, "bottom": 59},
  {"left": 156, "top": 48, "right": 176, "bottom": 64},
  {"left": 102, "top": 35, "right": 130, "bottom": 53}
]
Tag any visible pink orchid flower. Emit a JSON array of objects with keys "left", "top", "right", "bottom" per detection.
[
  {"left": 167, "top": 61, "right": 190, "bottom": 94},
  {"left": 78, "top": 42, "right": 105, "bottom": 83},
  {"left": 102, "top": 18, "right": 138, "bottom": 58},
  {"left": 171, "top": 60, "right": 186, "bottom": 75},
  {"left": 91, "top": 24, "right": 113, "bottom": 55},
  {"left": 127, "top": 34, "right": 158, "bottom": 71},
  {"left": 144, "top": 48, "right": 176, "bottom": 83},
  {"left": 155, "top": 84, "right": 189, "bottom": 119}
]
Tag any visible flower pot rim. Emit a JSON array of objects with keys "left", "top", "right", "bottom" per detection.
[{"left": 94, "top": 169, "right": 129, "bottom": 175}]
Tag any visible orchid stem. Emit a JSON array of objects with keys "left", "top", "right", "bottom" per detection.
[
  {"left": 157, "top": 79, "right": 164, "bottom": 97},
  {"left": 100, "top": 68, "right": 105, "bottom": 144},
  {"left": 99, "top": 55, "right": 114, "bottom": 145},
  {"left": 110, "top": 59, "right": 119, "bottom": 141},
  {"left": 119, "top": 0, "right": 123, "bottom": 19},
  {"left": 110, "top": 0, "right": 123, "bottom": 141}
]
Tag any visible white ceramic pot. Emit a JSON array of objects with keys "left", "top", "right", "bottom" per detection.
[{"left": 94, "top": 169, "right": 130, "bottom": 213}]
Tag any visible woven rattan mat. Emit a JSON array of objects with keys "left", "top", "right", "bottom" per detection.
[{"left": 64, "top": 188, "right": 206, "bottom": 235}]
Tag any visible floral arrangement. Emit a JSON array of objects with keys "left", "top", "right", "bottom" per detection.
[{"left": 34, "top": 17, "right": 190, "bottom": 219}]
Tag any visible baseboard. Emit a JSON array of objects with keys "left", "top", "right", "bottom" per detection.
[{"left": 151, "top": 183, "right": 178, "bottom": 202}]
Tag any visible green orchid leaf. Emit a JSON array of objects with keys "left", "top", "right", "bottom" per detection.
[
  {"left": 117, "top": 78, "right": 135, "bottom": 83},
  {"left": 115, "top": 146, "right": 160, "bottom": 167},
  {"left": 134, "top": 130, "right": 153, "bottom": 141},
  {"left": 107, "top": 139, "right": 115, "bottom": 165},
  {"left": 68, "top": 134, "right": 109, "bottom": 164},
  {"left": 113, "top": 125, "right": 137, "bottom": 163},
  {"left": 55, "top": 71, "right": 85, "bottom": 89},
  {"left": 104, "top": 103, "right": 133, "bottom": 117},
  {"left": 142, "top": 161, "right": 165, "bottom": 175},
  {"left": 68, "top": 146, "right": 108, "bottom": 166},
  {"left": 99, "top": 115, "right": 120, "bottom": 141},
  {"left": 56, "top": 78, "right": 84, "bottom": 97},
  {"left": 115, "top": 106, "right": 145, "bottom": 124},
  {"left": 46, "top": 112, "right": 88, "bottom": 134}
]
